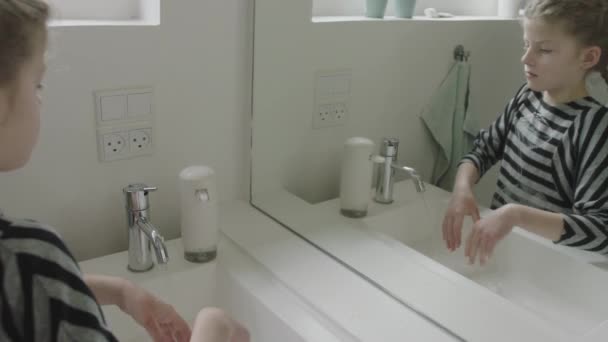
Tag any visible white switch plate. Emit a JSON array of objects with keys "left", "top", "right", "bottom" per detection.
[
  {"left": 127, "top": 92, "right": 153, "bottom": 118},
  {"left": 97, "top": 122, "right": 154, "bottom": 162},
  {"left": 100, "top": 95, "right": 127, "bottom": 121},
  {"left": 95, "top": 87, "right": 154, "bottom": 125}
]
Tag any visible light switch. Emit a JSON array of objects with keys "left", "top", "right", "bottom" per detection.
[
  {"left": 315, "top": 70, "right": 352, "bottom": 108},
  {"left": 100, "top": 95, "right": 127, "bottom": 121},
  {"left": 127, "top": 92, "right": 153, "bottom": 118}
]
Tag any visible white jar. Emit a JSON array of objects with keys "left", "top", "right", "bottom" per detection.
[
  {"left": 179, "top": 166, "right": 219, "bottom": 263},
  {"left": 339, "top": 137, "right": 375, "bottom": 218}
]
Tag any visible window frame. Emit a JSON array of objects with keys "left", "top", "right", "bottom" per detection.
[{"left": 47, "top": 0, "right": 160, "bottom": 26}]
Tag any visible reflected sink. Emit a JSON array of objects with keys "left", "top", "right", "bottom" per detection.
[{"left": 362, "top": 183, "right": 608, "bottom": 337}]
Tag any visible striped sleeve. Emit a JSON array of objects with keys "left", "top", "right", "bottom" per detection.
[
  {"left": 0, "top": 219, "right": 118, "bottom": 342},
  {"left": 556, "top": 107, "right": 608, "bottom": 254},
  {"left": 460, "top": 84, "right": 527, "bottom": 178}
]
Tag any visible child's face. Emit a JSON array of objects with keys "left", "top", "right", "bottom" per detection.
[
  {"left": 522, "top": 18, "right": 596, "bottom": 93},
  {"left": 0, "top": 42, "right": 46, "bottom": 171}
]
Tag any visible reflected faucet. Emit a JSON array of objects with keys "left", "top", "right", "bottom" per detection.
[
  {"left": 374, "top": 138, "right": 425, "bottom": 204},
  {"left": 123, "top": 184, "right": 169, "bottom": 272}
]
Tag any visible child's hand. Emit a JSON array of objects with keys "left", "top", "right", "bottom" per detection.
[
  {"left": 121, "top": 281, "right": 192, "bottom": 342},
  {"left": 464, "top": 205, "right": 515, "bottom": 266},
  {"left": 442, "top": 185, "right": 481, "bottom": 251}
]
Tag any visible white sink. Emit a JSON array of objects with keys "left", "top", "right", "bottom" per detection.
[
  {"left": 80, "top": 236, "right": 339, "bottom": 342},
  {"left": 363, "top": 183, "right": 608, "bottom": 338}
]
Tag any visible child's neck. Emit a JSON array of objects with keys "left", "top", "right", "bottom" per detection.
[{"left": 543, "top": 82, "right": 588, "bottom": 105}]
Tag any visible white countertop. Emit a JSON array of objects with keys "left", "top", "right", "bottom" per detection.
[
  {"left": 81, "top": 200, "right": 463, "bottom": 341},
  {"left": 81, "top": 195, "right": 608, "bottom": 341}
]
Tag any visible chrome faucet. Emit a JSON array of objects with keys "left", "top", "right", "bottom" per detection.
[
  {"left": 374, "top": 138, "right": 425, "bottom": 204},
  {"left": 123, "top": 183, "right": 169, "bottom": 272}
]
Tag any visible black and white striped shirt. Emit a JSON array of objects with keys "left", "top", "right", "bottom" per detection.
[
  {"left": 462, "top": 83, "right": 608, "bottom": 254},
  {"left": 0, "top": 214, "right": 118, "bottom": 341}
]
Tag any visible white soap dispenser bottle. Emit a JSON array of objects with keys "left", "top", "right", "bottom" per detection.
[
  {"left": 179, "top": 166, "right": 219, "bottom": 263},
  {"left": 339, "top": 137, "right": 375, "bottom": 218}
]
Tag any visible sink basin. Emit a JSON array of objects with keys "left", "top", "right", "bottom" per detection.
[
  {"left": 79, "top": 237, "right": 336, "bottom": 342},
  {"left": 362, "top": 183, "right": 608, "bottom": 337}
]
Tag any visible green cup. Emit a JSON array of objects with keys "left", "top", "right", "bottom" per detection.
[
  {"left": 394, "top": 0, "right": 417, "bottom": 18},
  {"left": 366, "top": 0, "right": 388, "bottom": 18}
]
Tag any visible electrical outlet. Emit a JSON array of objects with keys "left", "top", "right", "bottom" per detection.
[
  {"left": 313, "top": 104, "right": 331, "bottom": 128},
  {"left": 129, "top": 128, "right": 153, "bottom": 155},
  {"left": 97, "top": 122, "right": 154, "bottom": 162},
  {"left": 333, "top": 102, "right": 348, "bottom": 124},
  {"left": 312, "top": 102, "right": 348, "bottom": 129},
  {"left": 99, "top": 131, "right": 129, "bottom": 161}
]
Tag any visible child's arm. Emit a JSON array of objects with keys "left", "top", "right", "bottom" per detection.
[
  {"left": 464, "top": 203, "right": 565, "bottom": 265},
  {"left": 191, "top": 308, "right": 251, "bottom": 342},
  {"left": 444, "top": 109, "right": 512, "bottom": 252},
  {"left": 554, "top": 108, "right": 608, "bottom": 253},
  {"left": 445, "top": 85, "right": 527, "bottom": 253},
  {"left": 83, "top": 274, "right": 129, "bottom": 308},
  {"left": 506, "top": 204, "right": 565, "bottom": 241},
  {"left": 84, "top": 274, "right": 192, "bottom": 342},
  {"left": 454, "top": 161, "right": 480, "bottom": 189},
  {"left": 443, "top": 162, "right": 481, "bottom": 250},
  {"left": 459, "top": 84, "right": 526, "bottom": 180},
  {"left": 0, "top": 223, "right": 119, "bottom": 341},
  {"left": 466, "top": 107, "right": 608, "bottom": 264}
]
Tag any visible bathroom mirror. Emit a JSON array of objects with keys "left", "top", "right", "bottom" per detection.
[{"left": 251, "top": 0, "right": 608, "bottom": 339}]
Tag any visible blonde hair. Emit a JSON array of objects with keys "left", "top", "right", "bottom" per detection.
[
  {"left": 0, "top": 0, "right": 49, "bottom": 86},
  {"left": 525, "top": 0, "right": 608, "bottom": 80}
]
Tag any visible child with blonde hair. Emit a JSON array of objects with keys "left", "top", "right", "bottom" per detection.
[
  {"left": 0, "top": 1, "right": 249, "bottom": 341},
  {"left": 443, "top": 0, "right": 608, "bottom": 266}
]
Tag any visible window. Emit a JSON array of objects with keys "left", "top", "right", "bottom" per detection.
[
  {"left": 48, "top": 0, "right": 159, "bottom": 25},
  {"left": 313, "top": 0, "right": 499, "bottom": 18}
]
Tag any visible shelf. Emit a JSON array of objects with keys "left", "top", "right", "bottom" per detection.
[
  {"left": 312, "top": 15, "right": 520, "bottom": 23},
  {"left": 49, "top": 19, "right": 160, "bottom": 27}
]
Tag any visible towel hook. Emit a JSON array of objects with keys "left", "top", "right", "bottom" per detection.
[{"left": 453, "top": 45, "right": 470, "bottom": 61}]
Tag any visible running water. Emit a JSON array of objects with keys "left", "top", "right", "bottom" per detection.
[
  {"left": 157, "top": 263, "right": 170, "bottom": 273},
  {"left": 400, "top": 190, "right": 596, "bottom": 336},
  {"left": 410, "top": 190, "right": 496, "bottom": 282}
]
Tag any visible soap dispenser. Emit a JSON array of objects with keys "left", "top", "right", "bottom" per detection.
[
  {"left": 339, "top": 137, "right": 375, "bottom": 218},
  {"left": 179, "top": 166, "right": 219, "bottom": 263}
]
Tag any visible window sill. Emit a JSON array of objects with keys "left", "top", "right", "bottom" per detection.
[
  {"left": 49, "top": 19, "right": 160, "bottom": 27},
  {"left": 312, "top": 15, "right": 521, "bottom": 23}
]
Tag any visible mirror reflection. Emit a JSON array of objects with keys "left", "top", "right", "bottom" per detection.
[{"left": 252, "top": 0, "right": 608, "bottom": 340}]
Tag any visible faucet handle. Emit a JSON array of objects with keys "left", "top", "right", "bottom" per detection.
[
  {"left": 123, "top": 183, "right": 157, "bottom": 211},
  {"left": 380, "top": 137, "right": 399, "bottom": 159},
  {"left": 123, "top": 183, "right": 157, "bottom": 194}
]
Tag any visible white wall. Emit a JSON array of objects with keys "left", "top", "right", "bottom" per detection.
[
  {"left": 0, "top": 1, "right": 253, "bottom": 261},
  {"left": 251, "top": 0, "right": 525, "bottom": 205}
]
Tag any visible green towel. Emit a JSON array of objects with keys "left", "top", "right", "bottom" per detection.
[{"left": 421, "top": 61, "right": 479, "bottom": 191}]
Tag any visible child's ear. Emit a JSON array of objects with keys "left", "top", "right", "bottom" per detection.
[{"left": 581, "top": 46, "right": 602, "bottom": 70}]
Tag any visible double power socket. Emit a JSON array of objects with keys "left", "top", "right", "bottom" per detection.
[
  {"left": 94, "top": 87, "right": 155, "bottom": 162},
  {"left": 314, "top": 102, "right": 348, "bottom": 128},
  {"left": 97, "top": 124, "right": 153, "bottom": 162}
]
